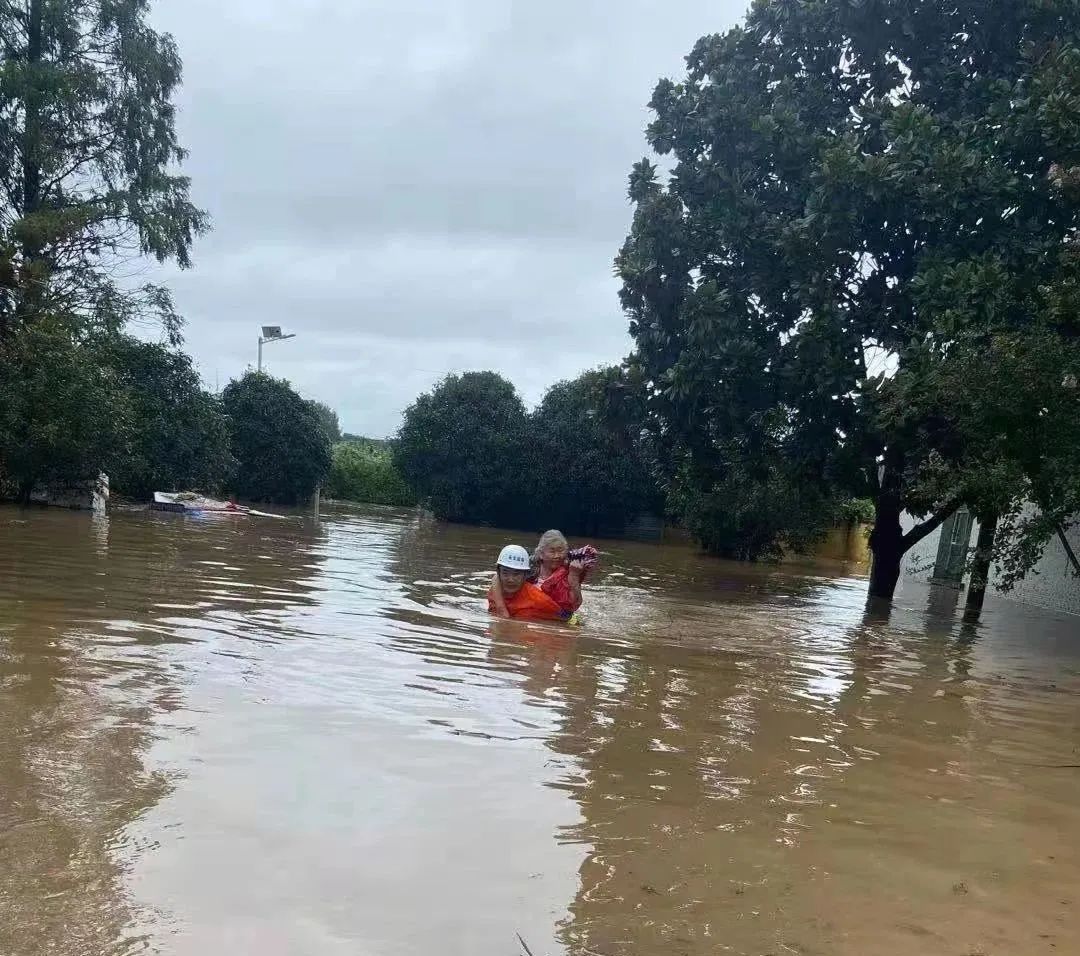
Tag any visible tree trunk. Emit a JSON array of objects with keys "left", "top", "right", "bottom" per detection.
[
  {"left": 16, "top": 0, "right": 45, "bottom": 327},
  {"left": 868, "top": 516, "right": 904, "bottom": 599},
  {"left": 868, "top": 450, "right": 905, "bottom": 600},
  {"left": 17, "top": 478, "right": 34, "bottom": 505},
  {"left": 1055, "top": 522, "right": 1080, "bottom": 578},
  {"left": 866, "top": 447, "right": 965, "bottom": 603},
  {"left": 965, "top": 512, "right": 998, "bottom": 617}
]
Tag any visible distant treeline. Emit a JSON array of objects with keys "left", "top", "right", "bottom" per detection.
[
  {"left": 385, "top": 368, "right": 871, "bottom": 549},
  {"left": 341, "top": 434, "right": 390, "bottom": 451},
  {"left": 0, "top": 1, "right": 334, "bottom": 509},
  {"left": 390, "top": 369, "right": 662, "bottom": 537},
  {"left": 0, "top": 333, "right": 334, "bottom": 506},
  {"left": 323, "top": 370, "right": 662, "bottom": 537}
]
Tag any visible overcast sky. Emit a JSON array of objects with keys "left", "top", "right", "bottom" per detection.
[{"left": 148, "top": 0, "right": 745, "bottom": 436}]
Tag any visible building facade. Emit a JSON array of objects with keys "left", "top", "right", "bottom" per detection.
[{"left": 900, "top": 506, "right": 1080, "bottom": 617}]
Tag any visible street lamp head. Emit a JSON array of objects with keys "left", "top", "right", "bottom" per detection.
[{"left": 256, "top": 326, "right": 296, "bottom": 371}]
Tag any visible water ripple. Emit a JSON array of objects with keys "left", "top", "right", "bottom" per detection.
[{"left": 1, "top": 504, "right": 1079, "bottom": 956}]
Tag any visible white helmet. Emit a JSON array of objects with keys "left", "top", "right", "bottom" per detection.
[{"left": 496, "top": 544, "right": 531, "bottom": 571}]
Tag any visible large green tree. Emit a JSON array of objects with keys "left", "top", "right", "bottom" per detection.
[
  {"left": 308, "top": 401, "right": 342, "bottom": 444},
  {"left": 882, "top": 326, "right": 1080, "bottom": 593},
  {"left": 0, "top": 0, "right": 206, "bottom": 340},
  {"left": 0, "top": 320, "right": 122, "bottom": 499},
  {"left": 105, "top": 336, "right": 233, "bottom": 499},
  {"left": 222, "top": 372, "right": 331, "bottom": 505},
  {"left": 393, "top": 372, "right": 529, "bottom": 526},
  {"left": 618, "top": 0, "right": 1080, "bottom": 599},
  {"left": 0, "top": 0, "right": 208, "bottom": 498},
  {"left": 529, "top": 368, "right": 660, "bottom": 537}
]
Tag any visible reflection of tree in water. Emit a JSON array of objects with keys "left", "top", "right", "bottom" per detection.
[
  {"left": 0, "top": 507, "right": 326, "bottom": 955},
  {"left": 0, "top": 512, "right": 172, "bottom": 955},
  {"left": 378, "top": 509, "right": 521, "bottom": 642},
  {"left": 330, "top": 511, "right": 1051, "bottom": 954},
  {"left": 380, "top": 523, "right": 893, "bottom": 953},
  {"left": 836, "top": 588, "right": 979, "bottom": 740},
  {"left": 487, "top": 580, "right": 1005, "bottom": 956},
  {"left": 532, "top": 635, "right": 851, "bottom": 954}
]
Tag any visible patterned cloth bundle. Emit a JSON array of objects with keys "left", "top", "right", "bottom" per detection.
[{"left": 568, "top": 545, "right": 600, "bottom": 573}]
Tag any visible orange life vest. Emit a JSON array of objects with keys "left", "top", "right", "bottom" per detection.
[{"left": 489, "top": 581, "right": 566, "bottom": 621}]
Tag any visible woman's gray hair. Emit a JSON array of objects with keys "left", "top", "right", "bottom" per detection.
[{"left": 533, "top": 529, "right": 568, "bottom": 565}]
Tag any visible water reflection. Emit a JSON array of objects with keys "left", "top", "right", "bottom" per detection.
[
  {"left": 0, "top": 510, "right": 172, "bottom": 956},
  {"left": 0, "top": 506, "right": 326, "bottom": 956},
  {"left": 1, "top": 504, "right": 1078, "bottom": 955},
  {"left": 382, "top": 515, "right": 1080, "bottom": 953},
  {"left": 510, "top": 585, "right": 1079, "bottom": 955}
]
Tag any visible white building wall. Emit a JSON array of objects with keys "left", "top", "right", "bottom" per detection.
[
  {"left": 899, "top": 508, "right": 1080, "bottom": 616},
  {"left": 996, "top": 517, "right": 1080, "bottom": 617},
  {"left": 899, "top": 513, "right": 958, "bottom": 584}
]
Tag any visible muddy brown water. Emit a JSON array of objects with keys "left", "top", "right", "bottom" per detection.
[{"left": 1, "top": 503, "right": 1078, "bottom": 956}]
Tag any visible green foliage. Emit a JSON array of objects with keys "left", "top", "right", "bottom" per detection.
[
  {"left": 0, "top": 0, "right": 207, "bottom": 342},
  {"left": 668, "top": 465, "right": 835, "bottom": 563},
  {"left": 393, "top": 372, "right": 528, "bottom": 526},
  {"left": 341, "top": 436, "right": 393, "bottom": 451},
  {"left": 0, "top": 324, "right": 237, "bottom": 501},
  {"left": 104, "top": 336, "right": 233, "bottom": 499},
  {"left": 528, "top": 368, "right": 660, "bottom": 536},
  {"left": 598, "top": 361, "right": 838, "bottom": 559},
  {"left": 617, "top": 0, "right": 1080, "bottom": 592},
  {"left": 308, "top": 401, "right": 342, "bottom": 444},
  {"left": 0, "top": 334, "right": 338, "bottom": 506},
  {"left": 884, "top": 328, "right": 1080, "bottom": 589},
  {"left": 342, "top": 433, "right": 389, "bottom": 450},
  {"left": 326, "top": 442, "right": 416, "bottom": 507},
  {"left": 0, "top": 321, "right": 124, "bottom": 498},
  {"left": 835, "top": 499, "right": 877, "bottom": 527},
  {"left": 393, "top": 369, "right": 661, "bottom": 534},
  {"left": 0, "top": 1, "right": 218, "bottom": 505},
  {"left": 222, "top": 372, "right": 331, "bottom": 505}
]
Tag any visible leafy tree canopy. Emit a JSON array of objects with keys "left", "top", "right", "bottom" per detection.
[
  {"left": 393, "top": 372, "right": 529, "bottom": 526},
  {"left": 105, "top": 336, "right": 233, "bottom": 499},
  {"left": 308, "top": 401, "right": 342, "bottom": 444},
  {"left": 0, "top": 320, "right": 122, "bottom": 499},
  {"left": 222, "top": 371, "right": 331, "bottom": 505},
  {"left": 0, "top": 0, "right": 207, "bottom": 342},
  {"left": 529, "top": 367, "right": 661, "bottom": 536},
  {"left": 394, "top": 369, "right": 662, "bottom": 535},
  {"left": 326, "top": 441, "right": 416, "bottom": 508},
  {"left": 617, "top": 0, "right": 1080, "bottom": 597}
]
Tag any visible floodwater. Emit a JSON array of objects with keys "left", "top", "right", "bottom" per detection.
[{"left": 1, "top": 505, "right": 1078, "bottom": 956}]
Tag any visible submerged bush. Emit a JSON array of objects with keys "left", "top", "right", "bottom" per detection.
[
  {"left": 222, "top": 372, "right": 331, "bottom": 505},
  {"left": 393, "top": 372, "right": 527, "bottom": 525},
  {"left": 326, "top": 441, "right": 416, "bottom": 507}
]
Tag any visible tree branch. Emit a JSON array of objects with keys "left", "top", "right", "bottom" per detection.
[
  {"left": 902, "top": 494, "right": 964, "bottom": 549},
  {"left": 1055, "top": 522, "right": 1080, "bottom": 578}
]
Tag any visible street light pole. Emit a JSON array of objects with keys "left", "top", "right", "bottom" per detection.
[{"left": 257, "top": 326, "right": 296, "bottom": 372}]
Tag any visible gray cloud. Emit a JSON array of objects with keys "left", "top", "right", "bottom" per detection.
[{"left": 150, "top": 0, "right": 745, "bottom": 435}]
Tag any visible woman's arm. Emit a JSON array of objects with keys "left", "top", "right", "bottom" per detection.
[
  {"left": 488, "top": 571, "right": 510, "bottom": 617},
  {"left": 565, "top": 562, "right": 585, "bottom": 612}
]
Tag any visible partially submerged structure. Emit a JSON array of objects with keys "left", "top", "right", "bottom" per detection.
[{"left": 901, "top": 509, "right": 1080, "bottom": 616}]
